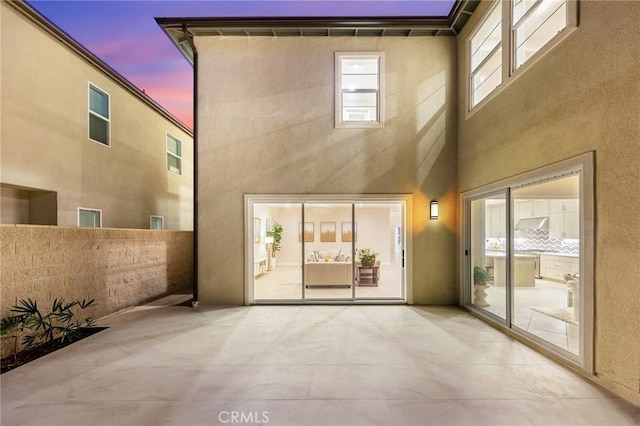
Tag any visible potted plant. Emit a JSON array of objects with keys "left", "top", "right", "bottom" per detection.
[
  {"left": 473, "top": 266, "right": 492, "bottom": 307},
  {"left": 473, "top": 266, "right": 492, "bottom": 286},
  {"left": 357, "top": 248, "right": 378, "bottom": 267},
  {"left": 266, "top": 222, "right": 283, "bottom": 268}
]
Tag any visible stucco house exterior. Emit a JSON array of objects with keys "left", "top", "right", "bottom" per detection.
[
  {"left": 1, "top": 0, "right": 194, "bottom": 231},
  {"left": 158, "top": 0, "right": 639, "bottom": 407}
]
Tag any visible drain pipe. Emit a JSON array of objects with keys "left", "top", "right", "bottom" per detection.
[{"left": 183, "top": 24, "right": 199, "bottom": 309}]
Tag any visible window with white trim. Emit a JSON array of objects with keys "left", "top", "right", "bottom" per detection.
[
  {"left": 468, "top": 0, "right": 577, "bottom": 111},
  {"left": 469, "top": 2, "right": 502, "bottom": 108},
  {"left": 78, "top": 208, "right": 102, "bottom": 228},
  {"left": 512, "top": 0, "right": 570, "bottom": 70},
  {"left": 335, "top": 52, "right": 384, "bottom": 128},
  {"left": 88, "top": 83, "right": 110, "bottom": 145},
  {"left": 167, "top": 133, "right": 182, "bottom": 175},
  {"left": 150, "top": 215, "right": 164, "bottom": 230}
]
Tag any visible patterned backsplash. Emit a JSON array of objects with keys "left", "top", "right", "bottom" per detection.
[{"left": 487, "top": 229, "right": 580, "bottom": 255}]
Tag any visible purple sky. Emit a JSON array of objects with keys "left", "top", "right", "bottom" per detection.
[{"left": 29, "top": 1, "right": 457, "bottom": 129}]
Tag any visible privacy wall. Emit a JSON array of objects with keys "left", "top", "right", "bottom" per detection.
[{"left": 0, "top": 225, "right": 193, "bottom": 356}]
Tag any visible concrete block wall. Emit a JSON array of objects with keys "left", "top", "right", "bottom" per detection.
[{"left": 1, "top": 224, "right": 193, "bottom": 357}]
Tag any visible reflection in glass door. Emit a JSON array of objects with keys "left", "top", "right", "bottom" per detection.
[{"left": 468, "top": 192, "right": 507, "bottom": 321}]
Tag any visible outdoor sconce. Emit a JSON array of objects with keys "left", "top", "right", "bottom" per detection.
[{"left": 430, "top": 201, "right": 439, "bottom": 220}]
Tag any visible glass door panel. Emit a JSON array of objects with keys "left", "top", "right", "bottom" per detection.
[
  {"left": 253, "top": 202, "right": 303, "bottom": 301},
  {"left": 469, "top": 193, "right": 507, "bottom": 320},
  {"left": 354, "top": 202, "right": 404, "bottom": 299},
  {"left": 303, "top": 202, "right": 354, "bottom": 300},
  {"left": 511, "top": 175, "right": 580, "bottom": 355}
]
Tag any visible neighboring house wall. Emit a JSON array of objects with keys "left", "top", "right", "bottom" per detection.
[
  {"left": 0, "top": 1, "right": 194, "bottom": 230},
  {"left": 457, "top": 1, "right": 640, "bottom": 405},
  {"left": 195, "top": 36, "right": 458, "bottom": 305},
  {"left": 0, "top": 224, "right": 193, "bottom": 357}
]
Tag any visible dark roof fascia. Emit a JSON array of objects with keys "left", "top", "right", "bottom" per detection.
[
  {"left": 11, "top": 0, "right": 193, "bottom": 136},
  {"left": 155, "top": 0, "right": 480, "bottom": 66}
]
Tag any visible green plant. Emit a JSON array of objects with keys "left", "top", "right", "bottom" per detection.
[
  {"left": 1, "top": 298, "right": 96, "bottom": 357},
  {"left": 473, "top": 266, "right": 492, "bottom": 285},
  {"left": 266, "top": 222, "right": 283, "bottom": 253},
  {"left": 357, "top": 248, "right": 378, "bottom": 265}
]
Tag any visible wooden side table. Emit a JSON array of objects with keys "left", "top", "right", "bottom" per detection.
[{"left": 357, "top": 266, "right": 379, "bottom": 286}]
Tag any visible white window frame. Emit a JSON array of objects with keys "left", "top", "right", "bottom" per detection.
[
  {"left": 150, "top": 215, "right": 164, "bottom": 230},
  {"left": 467, "top": 0, "right": 578, "bottom": 115},
  {"left": 77, "top": 207, "right": 102, "bottom": 228},
  {"left": 88, "top": 82, "right": 111, "bottom": 147},
  {"left": 511, "top": 0, "right": 577, "bottom": 72},
  {"left": 335, "top": 52, "right": 385, "bottom": 129},
  {"left": 468, "top": 1, "right": 503, "bottom": 110},
  {"left": 166, "top": 132, "right": 182, "bottom": 175}
]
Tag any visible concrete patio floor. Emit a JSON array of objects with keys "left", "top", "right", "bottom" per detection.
[{"left": 1, "top": 295, "right": 639, "bottom": 426}]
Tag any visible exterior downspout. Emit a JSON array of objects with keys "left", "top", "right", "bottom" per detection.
[{"left": 183, "top": 24, "right": 199, "bottom": 308}]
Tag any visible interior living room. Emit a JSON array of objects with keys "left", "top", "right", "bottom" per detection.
[{"left": 252, "top": 199, "right": 406, "bottom": 302}]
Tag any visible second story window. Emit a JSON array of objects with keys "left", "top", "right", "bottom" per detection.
[
  {"left": 335, "top": 52, "right": 384, "bottom": 128},
  {"left": 167, "top": 133, "right": 182, "bottom": 175},
  {"left": 512, "top": 0, "right": 571, "bottom": 70},
  {"left": 88, "top": 83, "right": 110, "bottom": 146},
  {"left": 469, "top": 2, "right": 502, "bottom": 108}
]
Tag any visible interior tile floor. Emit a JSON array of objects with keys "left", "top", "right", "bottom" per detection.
[
  {"left": 2, "top": 295, "right": 639, "bottom": 426},
  {"left": 254, "top": 264, "right": 403, "bottom": 300},
  {"left": 479, "top": 279, "right": 579, "bottom": 354}
]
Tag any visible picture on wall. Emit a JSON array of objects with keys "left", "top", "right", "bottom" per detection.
[
  {"left": 298, "top": 222, "right": 314, "bottom": 242},
  {"left": 254, "top": 218, "right": 261, "bottom": 243},
  {"left": 341, "top": 222, "right": 357, "bottom": 242},
  {"left": 320, "top": 222, "right": 336, "bottom": 242}
]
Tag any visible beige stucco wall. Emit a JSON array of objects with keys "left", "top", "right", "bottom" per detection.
[
  {"left": 0, "top": 224, "right": 193, "bottom": 357},
  {"left": 457, "top": 1, "right": 640, "bottom": 404},
  {"left": 0, "top": 2, "right": 193, "bottom": 230},
  {"left": 196, "top": 36, "right": 458, "bottom": 305}
]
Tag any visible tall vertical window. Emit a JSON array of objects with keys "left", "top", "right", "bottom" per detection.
[
  {"left": 88, "top": 83, "right": 110, "bottom": 145},
  {"left": 150, "top": 215, "right": 164, "bottom": 230},
  {"left": 335, "top": 52, "right": 384, "bottom": 128},
  {"left": 513, "top": 0, "right": 570, "bottom": 69},
  {"left": 167, "top": 133, "right": 182, "bottom": 175},
  {"left": 78, "top": 208, "right": 102, "bottom": 228},
  {"left": 469, "top": 3, "right": 502, "bottom": 108}
]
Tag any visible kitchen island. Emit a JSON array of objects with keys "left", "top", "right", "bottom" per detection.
[{"left": 485, "top": 251, "right": 537, "bottom": 286}]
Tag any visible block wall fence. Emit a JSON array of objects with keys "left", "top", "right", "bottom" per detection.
[{"left": 0, "top": 224, "right": 193, "bottom": 356}]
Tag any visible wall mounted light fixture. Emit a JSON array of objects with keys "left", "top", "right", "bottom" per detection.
[{"left": 430, "top": 201, "right": 439, "bottom": 220}]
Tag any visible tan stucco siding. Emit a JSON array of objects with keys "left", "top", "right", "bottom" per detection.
[
  {"left": 0, "top": 2, "right": 193, "bottom": 230},
  {"left": 458, "top": 1, "right": 640, "bottom": 403},
  {"left": 196, "top": 36, "right": 459, "bottom": 305}
]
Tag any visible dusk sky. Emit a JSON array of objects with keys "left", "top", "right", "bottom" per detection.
[{"left": 29, "top": 1, "right": 457, "bottom": 129}]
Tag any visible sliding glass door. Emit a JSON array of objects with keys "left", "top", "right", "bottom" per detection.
[
  {"left": 462, "top": 154, "right": 593, "bottom": 371},
  {"left": 468, "top": 191, "right": 508, "bottom": 321},
  {"left": 249, "top": 196, "right": 407, "bottom": 303}
]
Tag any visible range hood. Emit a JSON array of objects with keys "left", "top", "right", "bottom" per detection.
[{"left": 514, "top": 216, "right": 549, "bottom": 230}]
